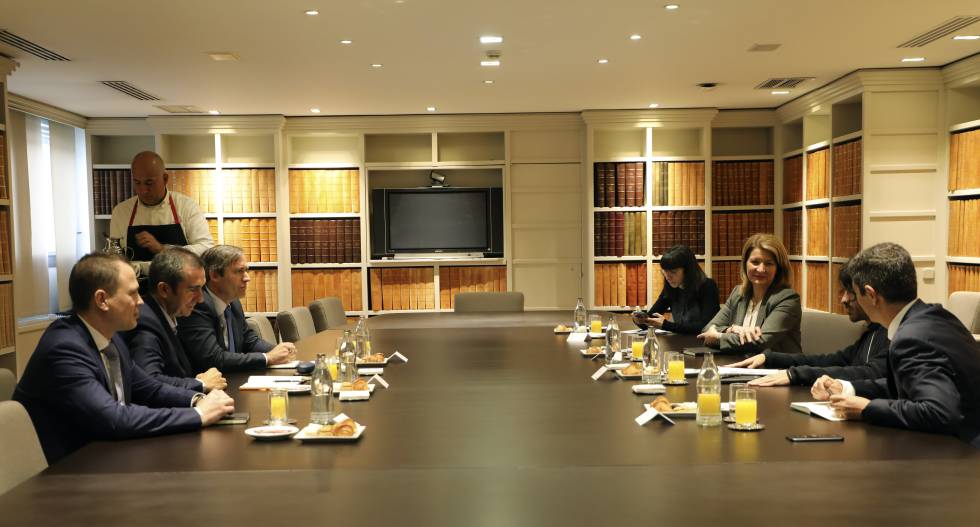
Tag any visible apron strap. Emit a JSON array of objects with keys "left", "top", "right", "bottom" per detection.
[{"left": 128, "top": 193, "right": 181, "bottom": 226}]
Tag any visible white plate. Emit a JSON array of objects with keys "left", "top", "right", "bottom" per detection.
[
  {"left": 358, "top": 367, "right": 384, "bottom": 376},
  {"left": 295, "top": 421, "right": 366, "bottom": 442},
  {"left": 588, "top": 332, "right": 606, "bottom": 339},
  {"left": 332, "top": 382, "right": 377, "bottom": 393},
  {"left": 580, "top": 348, "right": 605, "bottom": 357},
  {"left": 554, "top": 325, "right": 574, "bottom": 334},
  {"left": 615, "top": 368, "right": 645, "bottom": 380},
  {"left": 244, "top": 425, "right": 299, "bottom": 440},
  {"left": 646, "top": 402, "right": 731, "bottom": 418},
  {"left": 356, "top": 357, "right": 389, "bottom": 366}
]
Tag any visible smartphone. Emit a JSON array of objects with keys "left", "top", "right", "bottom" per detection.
[
  {"left": 786, "top": 434, "right": 844, "bottom": 442},
  {"left": 215, "top": 412, "right": 250, "bottom": 426}
]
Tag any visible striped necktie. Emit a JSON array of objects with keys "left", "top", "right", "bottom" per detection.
[{"left": 102, "top": 342, "right": 126, "bottom": 404}]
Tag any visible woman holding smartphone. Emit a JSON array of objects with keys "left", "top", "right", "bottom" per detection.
[
  {"left": 632, "top": 245, "right": 720, "bottom": 335},
  {"left": 698, "top": 233, "right": 802, "bottom": 354}
]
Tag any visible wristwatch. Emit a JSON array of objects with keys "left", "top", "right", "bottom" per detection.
[{"left": 191, "top": 392, "right": 206, "bottom": 407}]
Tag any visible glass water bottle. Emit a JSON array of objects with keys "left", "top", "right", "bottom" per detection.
[
  {"left": 573, "top": 298, "right": 588, "bottom": 329},
  {"left": 696, "top": 352, "right": 722, "bottom": 427},
  {"left": 310, "top": 353, "right": 334, "bottom": 424}
]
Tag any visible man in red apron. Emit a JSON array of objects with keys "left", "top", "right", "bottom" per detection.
[{"left": 108, "top": 151, "right": 214, "bottom": 276}]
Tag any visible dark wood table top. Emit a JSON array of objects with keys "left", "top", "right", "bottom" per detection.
[{"left": 4, "top": 312, "right": 980, "bottom": 524}]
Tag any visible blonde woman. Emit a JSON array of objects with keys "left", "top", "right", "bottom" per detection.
[{"left": 699, "top": 233, "right": 802, "bottom": 354}]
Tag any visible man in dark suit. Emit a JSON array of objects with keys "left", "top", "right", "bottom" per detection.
[
  {"left": 13, "top": 253, "right": 235, "bottom": 463},
  {"left": 122, "top": 247, "right": 226, "bottom": 392},
  {"left": 178, "top": 245, "right": 295, "bottom": 372},
  {"left": 812, "top": 243, "right": 980, "bottom": 447},
  {"left": 730, "top": 261, "right": 890, "bottom": 386}
]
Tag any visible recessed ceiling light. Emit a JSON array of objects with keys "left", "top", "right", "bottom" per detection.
[
  {"left": 480, "top": 60, "right": 501, "bottom": 67},
  {"left": 597, "top": 58, "right": 609, "bottom": 64},
  {"left": 304, "top": 9, "right": 319, "bottom": 16},
  {"left": 953, "top": 35, "right": 980, "bottom": 40},
  {"left": 310, "top": 108, "right": 321, "bottom": 114},
  {"left": 630, "top": 34, "right": 642, "bottom": 41},
  {"left": 648, "top": 103, "right": 659, "bottom": 108},
  {"left": 426, "top": 106, "right": 437, "bottom": 112},
  {"left": 480, "top": 36, "right": 503, "bottom": 44},
  {"left": 208, "top": 110, "right": 220, "bottom": 115},
  {"left": 207, "top": 52, "right": 239, "bottom": 62},
  {"left": 483, "top": 80, "right": 494, "bottom": 85},
  {"left": 664, "top": 4, "right": 680, "bottom": 10},
  {"left": 771, "top": 90, "right": 790, "bottom": 95},
  {"left": 340, "top": 40, "right": 353, "bottom": 45},
  {"left": 371, "top": 63, "right": 383, "bottom": 68},
  {"left": 901, "top": 57, "right": 925, "bottom": 62}
]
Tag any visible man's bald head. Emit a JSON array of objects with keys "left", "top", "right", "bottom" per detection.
[{"left": 130, "top": 151, "right": 169, "bottom": 205}]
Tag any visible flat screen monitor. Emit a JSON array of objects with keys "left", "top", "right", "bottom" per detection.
[{"left": 387, "top": 189, "right": 490, "bottom": 252}]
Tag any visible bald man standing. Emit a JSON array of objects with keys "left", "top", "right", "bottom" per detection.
[{"left": 109, "top": 151, "right": 214, "bottom": 275}]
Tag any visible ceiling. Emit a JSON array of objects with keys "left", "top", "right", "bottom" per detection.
[{"left": 1, "top": 0, "right": 978, "bottom": 118}]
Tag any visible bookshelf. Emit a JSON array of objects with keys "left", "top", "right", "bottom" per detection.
[
  {"left": 0, "top": 58, "right": 16, "bottom": 359},
  {"left": 944, "top": 60, "right": 980, "bottom": 298}
]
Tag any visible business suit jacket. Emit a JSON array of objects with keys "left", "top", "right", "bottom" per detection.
[
  {"left": 122, "top": 295, "right": 203, "bottom": 392},
  {"left": 703, "top": 285, "right": 802, "bottom": 355},
  {"left": 765, "top": 323, "right": 890, "bottom": 385},
  {"left": 13, "top": 314, "right": 201, "bottom": 464},
  {"left": 853, "top": 300, "right": 980, "bottom": 447},
  {"left": 177, "top": 288, "right": 273, "bottom": 372}
]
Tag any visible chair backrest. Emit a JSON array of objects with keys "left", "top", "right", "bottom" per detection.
[
  {"left": 276, "top": 307, "right": 317, "bottom": 343},
  {"left": 246, "top": 316, "right": 278, "bottom": 346},
  {"left": 454, "top": 292, "right": 525, "bottom": 313},
  {"left": 800, "top": 310, "right": 866, "bottom": 356},
  {"left": 310, "top": 297, "right": 347, "bottom": 332},
  {"left": 948, "top": 291, "right": 980, "bottom": 334},
  {"left": 0, "top": 401, "right": 48, "bottom": 495},
  {"left": 0, "top": 368, "right": 15, "bottom": 401}
]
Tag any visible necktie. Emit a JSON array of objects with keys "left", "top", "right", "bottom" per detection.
[
  {"left": 102, "top": 342, "right": 126, "bottom": 404},
  {"left": 224, "top": 306, "right": 237, "bottom": 354}
]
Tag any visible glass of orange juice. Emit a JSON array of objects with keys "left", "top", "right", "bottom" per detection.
[
  {"left": 589, "top": 314, "right": 602, "bottom": 334},
  {"left": 666, "top": 352, "right": 686, "bottom": 384},
  {"left": 735, "top": 388, "right": 758, "bottom": 429},
  {"left": 268, "top": 388, "right": 289, "bottom": 425},
  {"left": 628, "top": 334, "right": 644, "bottom": 361},
  {"left": 725, "top": 382, "right": 748, "bottom": 423},
  {"left": 327, "top": 356, "right": 340, "bottom": 381}
]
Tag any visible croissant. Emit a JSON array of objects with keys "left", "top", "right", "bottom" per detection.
[
  {"left": 622, "top": 363, "right": 643, "bottom": 375},
  {"left": 352, "top": 378, "right": 369, "bottom": 391},
  {"left": 333, "top": 419, "right": 357, "bottom": 436},
  {"left": 651, "top": 395, "right": 672, "bottom": 413}
]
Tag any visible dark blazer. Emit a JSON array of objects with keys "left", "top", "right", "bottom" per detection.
[
  {"left": 177, "top": 287, "right": 273, "bottom": 372},
  {"left": 641, "top": 278, "right": 720, "bottom": 335},
  {"left": 13, "top": 314, "right": 201, "bottom": 464},
  {"left": 764, "top": 323, "right": 890, "bottom": 385},
  {"left": 702, "top": 285, "right": 802, "bottom": 355},
  {"left": 852, "top": 300, "right": 980, "bottom": 447},
  {"left": 122, "top": 295, "right": 203, "bottom": 392}
]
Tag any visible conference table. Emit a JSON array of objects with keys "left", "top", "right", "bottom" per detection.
[{"left": 3, "top": 311, "right": 980, "bottom": 525}]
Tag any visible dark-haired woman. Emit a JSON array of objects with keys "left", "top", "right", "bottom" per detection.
[{"left": 632, "top": 245, "right": 720, "bottom": 335}]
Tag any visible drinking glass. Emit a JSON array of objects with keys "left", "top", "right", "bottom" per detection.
[
  {"left": 589, "top": 314, "right": 603, "bottom": 334},
  {"left": 725, "top": 382, "right": 748, "bottom": 423},
  {"left": 666, "top": 352, "right": 685, "bottom": 383},
  {"left": 627, "top": 334, "right": 644, "bottom": 362},
  {"left": 327, "top": 355, "right": 340, "bottom": 381},
  {"left": 735, "top": 388, "right": 759, "bottom": 429},
  {"left": 268, "top": 388, "right": 289, "bottom": 425}
]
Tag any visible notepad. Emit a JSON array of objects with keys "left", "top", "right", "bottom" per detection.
[{"left": 790, "top": 401, "right": 847, "bottom": 422}]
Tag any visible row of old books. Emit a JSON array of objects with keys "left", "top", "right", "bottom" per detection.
[
  {"left": 222, "top": 219, "right": 278, "bottom": 263},
  {"left": 783, "top": 209, "right": 803, "bottom": 255},
  {"left": 594, "top": 212, "right": 646, "bottom": 256},
  {"left": 806, "top": 148, "right": 830, "bottom": 200},
  {"left": 783, "top": 155, "right": 803, "bottom": 204},
  {"left": 832, "top": 263, "right": 847, "bottom": 316},
  {"left": 789, "top": 262, "right": 804, "bottom": 303},
  {"left": 292, "top": 269, "right": 364, "bottom": 311},
  {"left": 169, "top": 169, "right": 217, "bottom": 213},
  {"left": 207, "top": 219, "right": 219, "bottom": 243},
  {"left": 368, "top": 267, "right": 436, "bottom": 311},
  {"left": 806, "top": 262, "right": 830, "bottom": 312},
  {"left": 289, "top": 169, "right": 361, "bottom": 214},
  {"left": 92, "top": 169, "right": 134, "bottom": 215},
  {"left": 438, "top": 266, "right": 507, "bottom": 310},
  {"left": 593, "top": 162, "right": 645, "bottom": 207},
  {"left": 711, "top": 261, "right": 742, "bottom": 304},
  {"left": 651, "top": 162, "right": 705, "bottom": 206},
  {"left": 289, "top": 219, "right": 361, "bottom": 264},
  {"left": 0, "top": 131, "right": 8, "bottom": 200},
  {"left": 594, "top": 263, "right": 647, "bottom": 307},
  {"left": 221, "top": 169, "right": 276, "bottom": 213},
  {"left": 0, "top": 283, "right": 13, "bottom": 348},
  {"left": 948, "top": 264, "right": 980, "bottom": 296},
  {"left": 0, "top": 209, "right": 10, "bottom": 274},
  {"left": 807, "top": 207, "right": 830, "bottom": 256},
  {"left": 711, "top": 161, "right": 774, "bottom": 206},
  {"left": 831, "top": 139, "right": 862, "bottom": 197},
  {"left": 832, "top": 204, "right": 861, "bottom": 258},
  {"left": 949, "top": 127, "right": 980, "bottom": 191},
  {"left": 650, "top": 211, "right": 705, "bottom": 255},
  {"left": 711, "top": 211, "right": 775, "bottom": 257},
  {"left": 949, "top": 198, "right": 980, "bottom": 257},
  {"left": 241, "top": 269, "right": 279, "bottom": 313}
]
